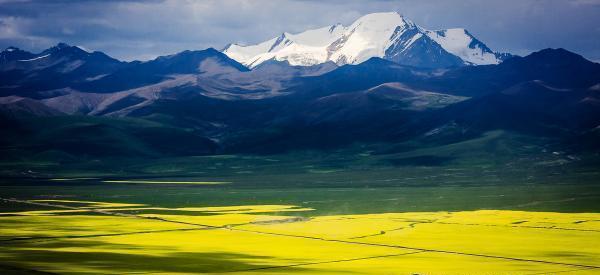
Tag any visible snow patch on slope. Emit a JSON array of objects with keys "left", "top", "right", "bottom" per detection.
[
  {"left": 18, "top": 54, "right": 50, "bottom": 62},
  {"left": 426, "top": 28, "right": 499, "bottom": 65}
]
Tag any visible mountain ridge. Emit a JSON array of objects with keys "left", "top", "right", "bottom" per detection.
[{"left": 1, "top": 42, "right": 599, "bottom": 156}]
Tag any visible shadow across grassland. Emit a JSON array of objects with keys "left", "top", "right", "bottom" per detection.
[
  {"left": 0, "top": 239, "right": 314, "bottom": 273},
  {"left": 384, "top": 155, "right": 455, "bottom": 166}
]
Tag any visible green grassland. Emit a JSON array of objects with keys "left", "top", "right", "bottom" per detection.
[
  {"left": 1, "top": 129, "right": 599, "bottom": 193},
  {"left": 1, "top": 129, "right": 600, "bottom": 215}
]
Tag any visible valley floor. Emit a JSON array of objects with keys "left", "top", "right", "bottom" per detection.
[
  {"left": 1, "top": 133, "right": 599, "bottom": 274},
  {"left": 0, "top": 182, "right": 599, "bottom": 274}
]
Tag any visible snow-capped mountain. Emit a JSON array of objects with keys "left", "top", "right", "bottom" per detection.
[{"left": 223, "top": 12, "right": 510, "bottom": 68}]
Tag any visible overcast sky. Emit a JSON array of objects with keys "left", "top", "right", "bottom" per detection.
[{"left": 0, "top": 0, "right": 599, "bottom": 61}]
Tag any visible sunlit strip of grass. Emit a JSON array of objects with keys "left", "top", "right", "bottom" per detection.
[
  {"left": 102, "top": 180, "right": 230, "bottom": 185},
  {"left": 30, "top": 200, "right": 146, "bottom": 208},
  {"left": 50, "top": 178, "right": 98, "bottom": 181}
]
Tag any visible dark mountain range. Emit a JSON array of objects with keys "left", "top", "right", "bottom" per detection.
[
  {"left": 412, "top": 81, "right": 600, "bottom": 142},
  {"left": 0, "top": 47, "right": 37, "bottom": 63},
  {"left": 414, "top": 48, "right": 600, "bottom": 97},
  {"left": 75, "top": 48, "right": 250, "bottom": 93},
  {"left": 0, "top": 43, "right": 125, "bottom": 98},
  {"left": 0, "top": 42, "right": 598, "bottom": 158}
]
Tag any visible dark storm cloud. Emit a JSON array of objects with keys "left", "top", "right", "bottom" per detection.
[{"left": 0, "top": 0, "right": 598, "bottom": 61}]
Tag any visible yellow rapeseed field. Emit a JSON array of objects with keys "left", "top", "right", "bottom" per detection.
[{"left": 0, "top": 199, "right": 598, "bottom": 274}]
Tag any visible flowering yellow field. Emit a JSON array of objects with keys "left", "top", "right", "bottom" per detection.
[{"left": 0, "top": 199, "right": 598, "bottom": 274}]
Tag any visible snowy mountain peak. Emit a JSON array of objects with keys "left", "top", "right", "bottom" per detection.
[
  {"left": 351, "top": 11, "right": 416, "bottom": 30},
  {"left": 352, "top": 11, "right": 405, "bottom": 25},
  {"left": 223, "top": 12, "right": 510, "bottom": 69}
]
